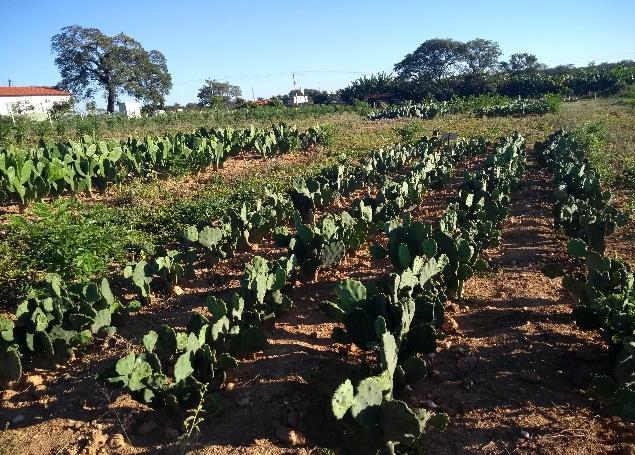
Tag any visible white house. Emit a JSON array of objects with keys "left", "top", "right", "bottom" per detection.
[
  {"left": 0, "top": 86, "right": 72, "bottom": 116},
  {"left": 291, "top": 87, "right": 309, "bottom": 106},
  {"left": 117, "top": 101, "right": 141, "bottom": 118}
]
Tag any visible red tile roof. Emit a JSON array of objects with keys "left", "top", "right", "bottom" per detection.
[{"left": 0, "top": 86, "right": 72, "bottom": 97}]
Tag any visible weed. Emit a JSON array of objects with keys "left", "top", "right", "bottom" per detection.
[
  {"left": 394, "top": 121, "right": 426, "bottom": 144},
  {"left": 4, "top": 200, "right": 147, "bottom": 284}
]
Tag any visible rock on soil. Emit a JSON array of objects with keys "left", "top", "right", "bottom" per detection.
[
  {"left": 442, "top": 316, "right": 460, "bottom": 334},
  {"left": 275, "top": 425, "right": 305, "bottom": 446}
]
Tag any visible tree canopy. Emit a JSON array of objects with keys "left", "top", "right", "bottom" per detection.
[
  {"left": 503, "top": 53, "right": 546, "bottom": 73},
  {"left": 464, "top": 38, "right": 502, "bottom": 75},
  {"left": 394, "top": 38, "right": 466, "bottom": 82},
  {"left": 394, "top": 38, "right": 502, "bottom": 81},
  {"left": 51, "top": 25, "right": 172, "bottom": 113},
  {"left": 337, "top": 72, "right": 397, "bottom": 102},
  {"left": 197, "top": 79, "right": 242, "bottom": 107}
]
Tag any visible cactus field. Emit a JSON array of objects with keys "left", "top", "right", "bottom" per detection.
[{"left": 0, "top": 99, "right": 634, "bottom": 454}]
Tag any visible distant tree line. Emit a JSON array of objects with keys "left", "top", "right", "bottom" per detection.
[
  {"left": 49, "top": 27, "right": 635, "bottom": 113},
  {"left": 337, "top": 38, "right": 635, "bottom": 102}
]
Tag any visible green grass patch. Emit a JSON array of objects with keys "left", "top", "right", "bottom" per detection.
[{"left": 0, "top": 200, "right": 147, "bottom": 297}]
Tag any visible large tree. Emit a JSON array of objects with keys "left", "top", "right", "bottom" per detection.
[
  {"left": 502, "top": 53, "right": 546, "bottom": 73},
  {"left": 197, "top": 79, "right": 242, "bottom": 107},
  {"left": 464, "top": 38, "right": 502, "bottom": 74},
  {"left": 394, "top": 38, "right": 467, "bottom": 82},
  {"left": 51, "top": 25, "right": 172, "bottom": 113}
]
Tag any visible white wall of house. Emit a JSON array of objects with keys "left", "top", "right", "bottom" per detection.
[
  {"left": 291, "top": 94, "right": 309, "bottom": 105},
  {"left": 117, "top": 101, "right": 141, "bottom": 118},
  {"left": 0, "top": 95, "right": 72, "bottom": 116}
]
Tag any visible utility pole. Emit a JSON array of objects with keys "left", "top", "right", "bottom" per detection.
[
  {"left": 8, "top": 79, "right": 11, "bottom": 87},
  {"left": 251, "top": 87, "right": 255, "bottom": 101}
]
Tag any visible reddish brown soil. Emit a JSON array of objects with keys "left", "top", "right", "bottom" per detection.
[
  {"left": 419, "top": 153, "right": 635, "bottom": 454},
  {"left": 1, "top": 150, "right": 634, "bottom": 455}
]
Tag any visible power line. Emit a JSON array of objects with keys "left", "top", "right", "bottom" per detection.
[{"left": 171, "top": 69, "right": 377, "bottom": 85}]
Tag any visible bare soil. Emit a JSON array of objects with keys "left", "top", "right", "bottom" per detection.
[{"left": 1, "top": 149, "right": 634, "bottom": 455}]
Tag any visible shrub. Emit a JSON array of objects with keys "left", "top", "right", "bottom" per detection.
[
  {"left": 393, "top": 122, "right": 426, "bottom": 144},
  {"left": 6, "top": 200, "right": 147, "bottom": 283}
]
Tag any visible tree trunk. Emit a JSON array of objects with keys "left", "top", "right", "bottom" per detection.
[{"left": 107, "top": 88, "right": 116, "bottom": 113}]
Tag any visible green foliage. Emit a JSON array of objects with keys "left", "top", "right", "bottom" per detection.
[
  {"left": 622, "top": 85, "right": 635, "bottom": 111},
  {"left": 51, "top": 25, "right": 172, "bottom": 112},
  {"left": 267, "top": 96, "right": 284, "bottom": 107},
  {"left": 319, "top": 132, "right": 526, "bottom": 451},
  {"left": 561, "top": 239, "right": 634, "bottom": 421},
  {"left": 197, "top": 79, "right": 242, "bottom": 107},
  {"left": 6, "top": 200, "right": 145, "bottom": 283},
  {"left": 543, "top": 93, "right": 562, "bottom": 113},
  {"left": 393, "top": 122, "right": 426, "bottom": 144},
  {"left": 368, "top": 100, "right": 452, "bottom": 120},
  {"left": 48, "top": 99, "right": 75, "bottom": 120},
  {"left": 100, "top": 310, "right": 239, "bottom": 412},
  {"left": 368, "top": 95, "right": 557, "bottom": 120},
  {"left": 473, "top": 98, "right": 555, "bottom": 117},
  {"left": 284, "top": 211, "right": 368, "bottom": 280},
  {"left": 239, "top": 255, "right": 296, "bottom": 323},
  {"left": 338, "top": 73, "right": 397, "bottom": 103},
  {"left": 1, "top": 274, "right": 121, "bottom": 377},
  {"left": 538, "top": 123, "right": 632, "bottom": 421},
  {"left": 0, "top": 104, "right": 356, "bottom": 147}
]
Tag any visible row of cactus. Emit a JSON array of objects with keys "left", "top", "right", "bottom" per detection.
[
  {"left": 0, "top": 274, "right": 123, "bottom": 384},
  {"left": 556, "top": 240, "right": 634, "bottom": 421},
  {"left": 0, "top": 123, "right": 327, "bottom": 209},
  {"left": 537, "top": 131, "right": 632, "bottom": 420},
  {"left": 353, "top": 137, "right": 487, "bottom": 226},
  {"left": 367, "top": 100, "right": 454, "bottom": 120},
  {"left": 100, "top": 253, "right": 296, "bottom": 413},
  {"left": 100, "top": 139, "right": 441, "bottom": 318},
  {"left": 0, "top": 244, "right": 195, "bottom": 385},
  {"left": 1, "top": 138, "right": 431, "bottom": 384},
  {"left": 438, "top": 133, "right": 527, "bottom": 295},
  {"left": 287, "top": 137, "right": 445, "bottom": 225},
  {"left": 277, "top": 135, "right": 488, "bottom": 282},
  {"left": 92, "top": 138, "right": 465, "bottom": 419},
  {"left": 322, "top": 233, "right": 450, "bottom": 453},
  {"left": 535, "top": 129, "right": 628, "bottom": 253},
  {"left": 473, "top": 98, "right": 554, "bottom": 117},
  {"left": 367, "top": 98, "right": 554, "bottom": 121},
  {"left": 319, "top": 133, "right": 526, "bottom": 452},
  {"left": 0, "top": 136, "right": 461, "bottom": 409}
]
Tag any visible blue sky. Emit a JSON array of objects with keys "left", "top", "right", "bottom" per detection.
[{"left": 1, "top": 0, "right": 633, "bottom": 106}]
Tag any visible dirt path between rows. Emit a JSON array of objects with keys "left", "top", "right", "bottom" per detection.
[{"left": 420, "top": 149, "right": 634, "bottom": 454}]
